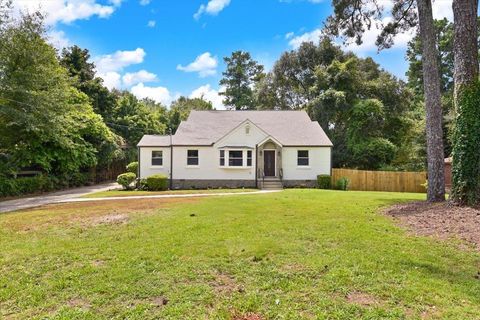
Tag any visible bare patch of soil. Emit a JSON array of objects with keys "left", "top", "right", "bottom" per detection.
[
  {"left": 210, "top": 273, "right": 245, "bottom": 294},
  {"left": 346, "top": 291, "right": 379, "bottom": 306},
  {"left": 385, "top": 201, "right": 480, "bottom": 250},
  {"left": 233, "top": 313, "right": 265, "bottom": 320},
  {"left": 151, "top": 296, "right": 169, "bottom": 307},
  {"left": 67, "top": 298, "right": 91, "bottom": 310},
  {"left": 89, "top": 213, "right": 129, "bottom": 226}
]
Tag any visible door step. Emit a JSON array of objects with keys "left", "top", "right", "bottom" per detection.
[{"left": 260, "top": 179, "right": 283, "bottom": 190}]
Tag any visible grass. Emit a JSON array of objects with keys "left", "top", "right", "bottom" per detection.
[
  {"left": 82, "top": 188, "right": 259, "bottom": 198},
  {"left": 1, "top": 189, "right": 479, "bottom": 319}
]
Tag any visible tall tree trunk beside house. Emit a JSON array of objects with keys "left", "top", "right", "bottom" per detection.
[
  {"left": 451, "top": 0, "right": 480, "bottom": 205},
  {"left": 417, "top": 0, "right": 445, "bottom": 201}
]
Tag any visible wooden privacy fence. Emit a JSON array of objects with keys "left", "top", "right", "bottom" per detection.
[{"left": 331, "top": 168, "right": 427, "bottom": 193}]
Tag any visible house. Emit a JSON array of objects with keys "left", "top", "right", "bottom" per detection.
[{"left": 137, "top": 110, "right": 333, "bottom": 189}]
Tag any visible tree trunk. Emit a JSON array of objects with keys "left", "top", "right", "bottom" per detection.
[
  {"left": 417, "top": 0, "right": 446, "bottom": 202},
  {"left": 451, "top": 0, "right": 480, "bottom": 205}
]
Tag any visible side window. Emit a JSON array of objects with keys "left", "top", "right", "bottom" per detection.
[
  {"left": 219, "top": 150, "right": 225, "bottom": 166},
  {"left": 297, "top": 150, "right": 309, "bottom": 166},
  {"left": 152, "top": 151, "right": 163, "bottom": 166},
  {"left": 187, "top": 150, "right": 199, "bottom": 166},
  {"left": 247, "top": 150, "right": 252, "bottom": 166}
]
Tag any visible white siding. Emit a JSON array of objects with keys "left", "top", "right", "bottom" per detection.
[
  {"left": 172, "top": 146, "right": 256, "bottom": 180},
  {"left": 139, "top": 147, "right": 171, "bottom": 179},
  {"left": 215, "top": 120, "right": 268, "bottom": 147},
  {"left": 282, "top": 147, "right": 331, "bottom": 180}
]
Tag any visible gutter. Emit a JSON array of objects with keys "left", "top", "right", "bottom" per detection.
[
  {"left": 169, "top": 130, "right": 173, "bottom": 190},
  {"left": 255, "top": 143, "right": 258, "bottom": 188}
]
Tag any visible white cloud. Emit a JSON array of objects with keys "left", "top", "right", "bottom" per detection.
[
  {"left": 285, "top": 32, "right": 294, "bottom": 39},
  {"left": 101, "top": 71, "right": 122, "bottom": 90},
  {"left": 47, "top": 30, "right": 70, "bottom": 50},
  {"left": 190, "top": 84, "right": 225, "bottom": 110},
  {"left": 14, "top": 0, "right": 119, "bottom": 25},
  {"left": 177, "top": 52, "right": 218, "bottom": 77},
  {"left": 122, "top": 70, "right": 158, "bottom": 86},
  {"left": 140, "top": 0, "right": 151, "bottom": 5},
  {"left": 288, "top": 29, "right": 322, "bottom": 49},
  {"left": 131, "top": 83, "right": 175, "bottom": 105},
  {"left": 94, "top": 48, "right": 146, "bottom": 74},
  {"left": 147, "top": 20, "right": 156, "bottom": 27},
  {"left": 194, "top": 0, "right": 231, "bottom": 20},
  {"left": 289, "top": 16, "right": 415, "bottom": 54},
  {"left": 432, "top": 0, "right": 453, "bottom": 21}
]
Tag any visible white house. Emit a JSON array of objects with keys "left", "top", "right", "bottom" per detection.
[{"left": 137, "top": 110, "right": 333, "bottom": 189}]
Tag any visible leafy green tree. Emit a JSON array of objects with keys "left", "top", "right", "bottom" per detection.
[
  {"left": 0, "top": 10, "right": 120, "bottom": 176},
  {"left": 256, "top": 37, "right": 419, "bottom": 170},
  {"left": 60, "top": 45, "right": 117, "bottom": 121},
  {"left": 220, "top": 51, "right": 264, "bottom": 110},
  {"left": 168, "top": 96, "right": 212, "bottom": 132},
  {"left": 324, "top": 0, "right": 445, "bottom": 202},
  {"left": 111, "top": 91, "right": 166, "bottom": 148}
]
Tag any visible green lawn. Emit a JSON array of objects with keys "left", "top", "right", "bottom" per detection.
[
  {"left": 82, "top": 188, "right": 258, "bottom": 198},
  {"left": 1, "top": 190, "right": 479, "bottom": 319}
]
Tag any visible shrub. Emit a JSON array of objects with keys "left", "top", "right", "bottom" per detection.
[
  {"left": 126, "top": 161, "right": 139, "bottom": 174},
  {"left": 317, "top": 175, "right": 331, "bottom": 189},
  {"left": 146, "top": 174, "right": 168, "bottom": 191},
  {"left": 336, "top": 177, "right": 350, "bottom": 191},
  {"left": 117, "top": 172, "right": 136, "bottom": 190},
  {"left": 0, "top": 175, "right": 55, "bottom": 197}
]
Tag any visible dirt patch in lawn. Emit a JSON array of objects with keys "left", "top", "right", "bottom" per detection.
[
  {"left": 210, "top": 272, "right": 245, "bottom": 295},
  {"left": 66, "top": 298, "right": 91, "bottom": 310},
  {"left": 1, "top": 197, "right": 199, "bottom": 232},
  {"left": 346, "top": 291, "right": 379, "bottom": 306},
  {"left": 385, "top": 201, "right": 480, "bottom": 250},
  {"left": 232, "top": 313, "right": 265, "bottom": 320}
]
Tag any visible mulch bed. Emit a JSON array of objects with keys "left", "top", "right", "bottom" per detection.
[{"left": 385, "top": 201, "right": 480, "bottom": 250}]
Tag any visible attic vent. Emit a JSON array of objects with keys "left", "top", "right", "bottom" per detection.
[{"left": 245, "top": 124, "right": 250, "bottom": 135}]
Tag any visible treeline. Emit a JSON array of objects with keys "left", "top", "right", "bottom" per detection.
[
  {"left": 219, "top": 40, "right": 425, "bottom": 171},
  {"left": 0, "top": 9, "right": 210, "bottom": 196}
]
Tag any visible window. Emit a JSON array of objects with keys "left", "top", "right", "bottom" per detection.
[
  {"left": 228, "top": 150, "right": 243, "bottom": 167},
  {"left": 247, "top": 150, "right": 252, "bottom": 166},
  {"left": 187, "top": 150, "right": 199, "bottom": 166},
  {"left": 219, "top": 150, "right": 225, "bottom": 166},
  {"left": 245, "top": 124, "right": 250, "bottom": 135},
  {"left": 297, "top": 150, "right": 309, "bottom": 166},
  {"left": 151, "top": 151, "right": 163, "bottom": 166}
]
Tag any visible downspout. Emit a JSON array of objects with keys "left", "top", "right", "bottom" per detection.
[
  {"left": 255, "top": 144, "right": 258, "bottom": 188},
  {"left": 137, "top": 146, "right": 141, "bottom": 188},
  {"left": 169, "top": 129, "right": 173, "bottom": 190}
]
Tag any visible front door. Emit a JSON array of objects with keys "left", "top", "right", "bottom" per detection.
[{"left": 264, "top": 150, "right": 275, "bottom": 177}]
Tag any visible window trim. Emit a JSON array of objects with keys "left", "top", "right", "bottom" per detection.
[
  {"left": 218, "top": 148, "right": 253, "bottom": 168},
  {"left": 297, "top": 150, "right": 309, "bottom": 167},
  {"left": 151, "top": 150, "right": 163, "bottom": 167},
  {"left": 228, "top": 150, "right": 244, "bottom": 167},
  {"left": 186, "top": 149, "right": 199, "bottom": 167}
]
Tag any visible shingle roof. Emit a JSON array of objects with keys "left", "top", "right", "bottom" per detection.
[
  {"left": 137, "top": 135, "right": 171, "bottom": 147},
  {"left": 137, "top": 110, "right": 333, "bottom": 147}
]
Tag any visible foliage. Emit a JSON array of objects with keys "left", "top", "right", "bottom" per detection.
[
  {"left": 0, "top": 175, "right": 52, "bottom": 197},
  {"left": 335, "top": 177, "right": 350, "bottom": 191},
  {"left": 145, "top": 174, "right": 169, "bottom": 191},
  {"left": 126, "top": 162, "right": 138, "bottom": 174},
  {"left": 168, "top": 96, "right": 212, "bottom": 133},
  {"left": 220, "top": 51, "right": 264, "bottom": 110},
  {"left": 256, "top": 38, "right": 420, "bottom": 169},
  {"left": 317, "top": 175, "right": 331, "bottom": 189},
  {"left": 451, "top": 81, "right": 480, "bottom": 206},
  {"left": 117, "top": 172, "right": 136, "bottom": 190}
]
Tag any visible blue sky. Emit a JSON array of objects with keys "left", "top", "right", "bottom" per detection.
[{"left": 15, "top": 0, "right": 453, "bottom": 108}]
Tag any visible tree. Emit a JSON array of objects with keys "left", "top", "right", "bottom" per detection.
[
  {"left": 0, "top": 9, "right": 120, "bottom": 176},
  {"left": 255, "top": 37, "right": 419, "bottom": 170},
  {"left": 450, "top": 0, "right": 480, "bottom": 206},
  {"left": 219, "top": 51, "right": 264, "bottom": 110},
  {"left": 60, "top": 45, "right": 117, "bottom": 121},
  {"left": 168, "top": 96, "right": 212, "bottom": 133},
  {"left": 325, "top": 0, "right": 445, "bottom": 202}
]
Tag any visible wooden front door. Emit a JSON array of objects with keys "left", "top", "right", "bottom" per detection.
[{"left": 264, "top": 150, "right": 275, "bottom": 177}]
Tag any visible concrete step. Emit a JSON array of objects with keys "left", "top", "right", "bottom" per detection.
[{"left": 260, "top": 180, "right": 283, "bottom": 190}]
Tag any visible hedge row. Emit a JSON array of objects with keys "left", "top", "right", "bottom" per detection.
[{"left": 0, "top": 173, "right": 91, "bottom": 198}]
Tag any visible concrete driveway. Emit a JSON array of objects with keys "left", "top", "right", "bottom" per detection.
[{"left": 0, "top": 183, "right": 120, "bottom": 213}]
